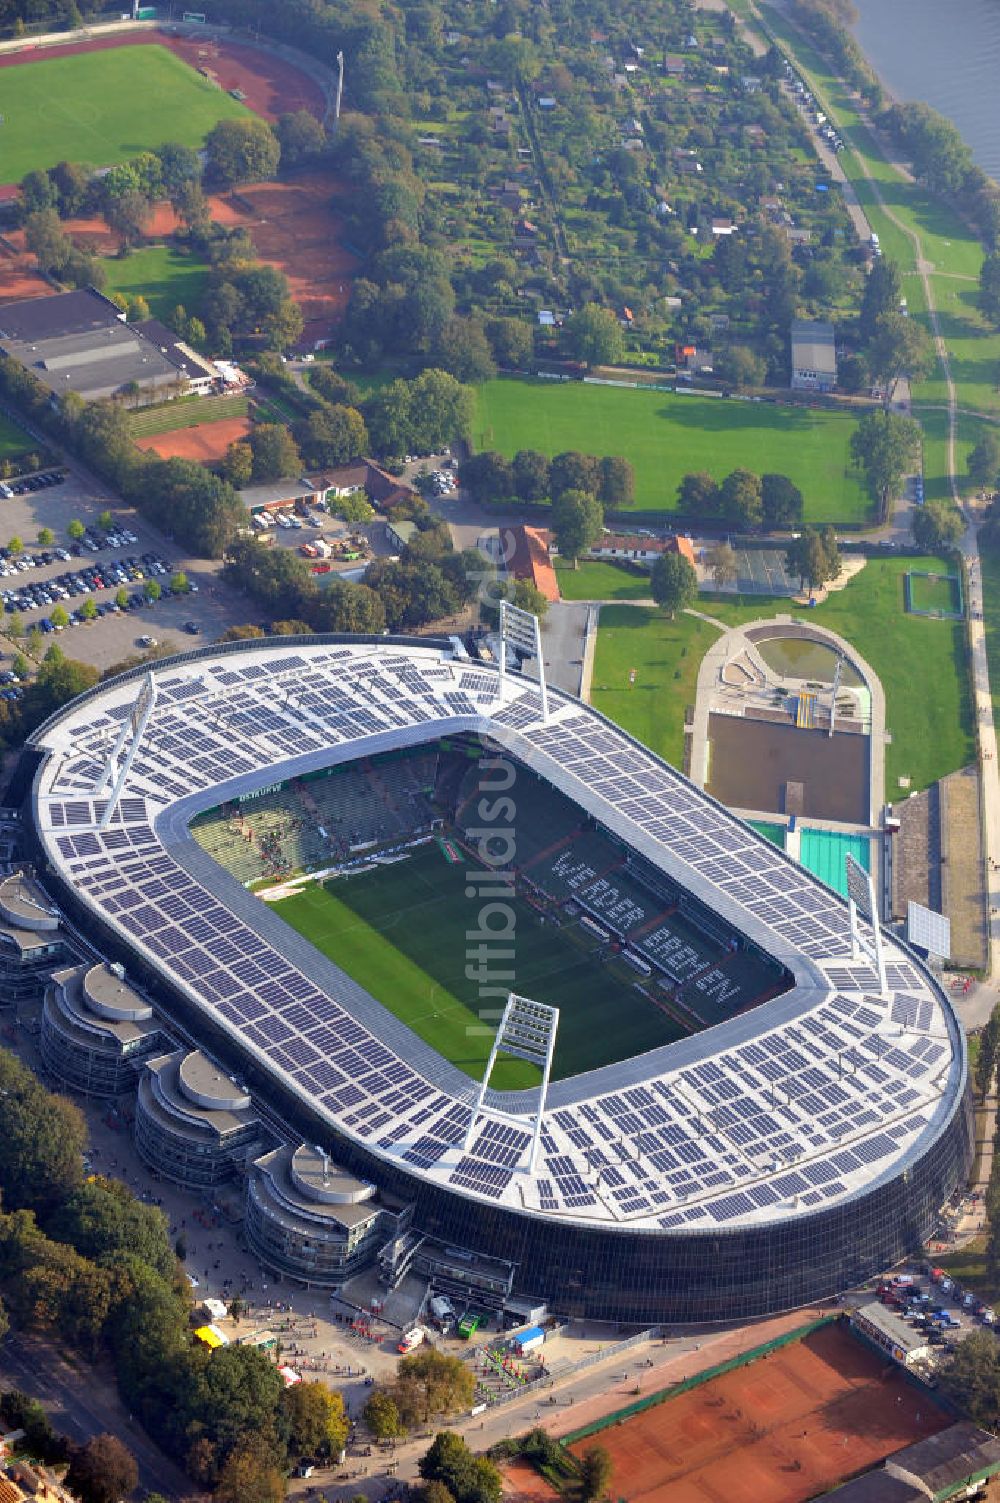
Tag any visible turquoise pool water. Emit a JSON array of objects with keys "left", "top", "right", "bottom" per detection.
[{"left": 798, "top": 827, "right": 870, "bottom": 897}]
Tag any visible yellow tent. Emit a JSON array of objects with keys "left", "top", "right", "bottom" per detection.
[{"left": 194, "top": 1324, "right": 229, "bottom": 1350}]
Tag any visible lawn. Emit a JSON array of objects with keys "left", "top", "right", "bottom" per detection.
[
  {"left": 0, "top": 412, "right": 32, "bottom": 462},
  {"left": 593, "top": 554, "right": 973, "bottom": 793},
  {"left": 0, "top": 44, "right": 251, "bottom": 182},
  {"left": 475, "top": 379, "right": 872, "bottom": 524},
  {"left": 979, "top": 546, "right": 1000, "bottom": 724},
  {"left": 554, "top": 558, "right": 652, "bottom": 602},
  {"left": 273, "top": 844, "right": 682, "bottom": 1086},
  {"left": 591, "top": 606, "right": 723, "bottom": 771},
  {"left": 100, "top": 243, "right": 209, "bottom": 323}
]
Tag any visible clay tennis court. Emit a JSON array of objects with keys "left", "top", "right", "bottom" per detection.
[
  {"left": 133, "top": 415, "right": 251, "bottom": 463},
  {"left": 211, "top": 174, "right": 358, "bottom": 346},
  {"left": 566, "top": 1323, "right": 948, "bottom": 1503},
  {"left": 0, "top": 236, "right": 53, "bottom": 305},
  {"left": 0, "top": 30, "right": 325, "bottom": 123}
]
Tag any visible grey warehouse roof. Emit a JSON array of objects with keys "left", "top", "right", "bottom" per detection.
[
  {"left": 791, "top": 318, "right": 837, "bottom": 374},
  {"left": 30, "top": 639, "right": 966, "bottom": 1234}
]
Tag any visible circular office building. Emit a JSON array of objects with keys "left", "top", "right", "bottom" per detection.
[{"left": 27, "top": 636, "right": 973, "bottom": 1323}]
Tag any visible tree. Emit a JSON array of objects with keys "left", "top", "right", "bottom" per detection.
[
  {"left": 419, "top": 1431, "right": 503, "bottom": 1503},
  {"left": 65, "top": 1434, "right": 138, "bottom": 1503},
  {"left": 157, "top": 141, "right": 202, "bottom": 202},
  {"left": 249, "top": 424, "right": 302, "bottom": 482},
  {"left": 7, "top": 613, "right": 23, "bottom": 641},
  {"left": 938, "top": 1331, "right": 1000, "bottom": 1426},
  {"left": 37, "top": 527, "right": 54, "bottom": 546},
  {"left": 459, "top": 452, "right": 513, "bottom": 504},
  {"left": 650, "top": 551, "right": 697, "bottom": 619},
  {"left": 968, "top": 430, "right": 1000, "bottom": 490},
  {"left": 563, "top": 304, "right": 625, "bottom": 366},
  {"left": 434, "top": 316, "right": 497, "bottom": 385},
  {"left": 578, "top": 1444, "right": 614, "bottom": 1503},
  {"left": 913, "top": 499, "right": 964, "bottom": 551},
  {"left": 98, "top": 510, "right": 113, "bottom": 532},
  {"left": 309, "top": 365, "right": 356, "bottom": 406},
  {"left": 550, "top": 452, "right": 601, "bottom": 500},
  {"left": 114, "top": 587, "right": 129, "bottom": 611},
  {"left": 276, "top": 110, "right": 327, "bottom": 168},
  {"left": 80, "top": 598, "right": 97, "bottom": 622},
  {"left": 706, "top": 542, "right": 737, "bottom": 590},
  {"left": 330, "top": 492, "right": 375, "bottom": 525},
  {"left": 392, "top": 1351, "right": 478, "bottom": 1430},
  {"left": 677, "top": 472, "right": 721, "bottom": 516},
  {"left": 24, "top": 210, "right": 72, "bottom": 274},
  {"left": 295, "top": 406, "right": 368, "bottom": 469},
  {"left": 213, "top": 1437, "right": 284, "bottom": 1503},
  {"left": 512, "top": 450, "right": 550, "bottom": 502},
  {"left": 170, "top": 572, "right": 190, "bottom": 595},
  {"left": 103, "top": 190, "right": 154, "bottom": 252},
  {"left": 719, "top": 468, "right": 764, "bottom": 528},
  {"left": 50, "top": 160, "right": 88, "bottom": 216},
  {"left": 205, "top": 118, "right": 281, "bottom": 186},
  {"left": 715, "top": 344, "right": 766, "bottom": 389},
  {"left": 981, "top": 253, "right": 1000, "bottom": 326},
  {"left": 860, "top": 257, "right": 903, "bottom": 340},
  {"left": 598, "top": 455, "right": 635, "bottom": 508},
  {"left": 67, "top": 519, "right": 86, "bottom": 541},
  {"left": 363, "top": 1389, "right": 402, "bottom": 1442},
  {"left": 784, "top": 527, "right": 841, "bottom": 593},
  {"left": 223, "top": 441, "right": 254, "bottom": 489},
  {"left": 51, "top": 603, "right": 67, "bottom": 628},
  {"left": 761, "top": 473, "right": 804, "bottom": 530},
  {"left": 407, "top": 369, "right": 475, "bottom": 452},
  {"left": 851, "top": 409, "right": 922, "bottom": 507},
  {"left": 283, "top": 1380, "right": 349, "bottom": 1461},
  {"left": 487, "top": 317, "right": 534, "bottom": 371},
  {"left": 8, "top": 536, "right": 23, "bottom": 557},
  {"left": 551, "top": 489, "right": 603, "bottom": 569},
  {"left": 868, "top": 313, "right": 934, "bottom": 407},
  {"left": 143, "top": 579, "right": 161, "bottom": 603}
]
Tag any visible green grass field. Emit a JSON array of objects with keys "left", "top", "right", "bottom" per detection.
[
  {"left": 100, "top": 244, "right": 209, "bottom": 323},
  {"left": 554, "top": 558, "right": 652, "bottom": 602},
  {"left": 594, "top": 554, "right": 973, "bottom": 793},
  {"left": 0, "top": 45, "right": 250, "bottom": 182},
  {"left": 273, "top": 845, "right": 682, "bottom": 1086},
  {"left": 475, "top": 379, "right": 872, "bottom": 524},
  {"left": 0, "top": 412, "right": 33, "bottom": 461}
]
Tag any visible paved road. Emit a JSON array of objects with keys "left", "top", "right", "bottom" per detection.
[{"left": 0, "top": 1332, "right": 199, "bottom": 1501}]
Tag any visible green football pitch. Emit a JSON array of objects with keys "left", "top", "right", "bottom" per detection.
[
  {"left": 474, "top": 378, "right": 872, "bottom": 524},
  {"left": 0, "top": 45, "right": 251, "bottom": 182},
  {"left": 272, "top": 844, "right": 683, "bottom": 1088}
]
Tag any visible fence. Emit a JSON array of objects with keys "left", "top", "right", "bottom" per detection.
[
  {"left": 473, "top": 1325, "right": 661, "bottom": 1412},
  {"left": 561, "top": 1314, "right": 834, "bottom": 1444}
]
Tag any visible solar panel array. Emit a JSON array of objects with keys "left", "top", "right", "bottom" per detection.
[{"left": 33, "top": 642, "right": 962, "bottom": 1231}]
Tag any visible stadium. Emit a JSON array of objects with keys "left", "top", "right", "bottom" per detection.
[{"left": 26, "top": 634, "right": 972, "bottom": 1324}]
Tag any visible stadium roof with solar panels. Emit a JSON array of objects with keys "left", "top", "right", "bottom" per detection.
[{"left": 29, "top": 637, "right": 967, "bottom": 1234}]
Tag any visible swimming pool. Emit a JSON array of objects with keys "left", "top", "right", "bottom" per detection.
[{"left": 798, "top": 827, "right": 870, "bottom": 897}]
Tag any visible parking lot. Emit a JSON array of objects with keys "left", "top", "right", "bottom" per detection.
[
  {"left": 875, "top": 1265, "right": 994, "bottom": 1363},
  {"left": 0, "top": 461, "right": 253, "bottom": 670}
]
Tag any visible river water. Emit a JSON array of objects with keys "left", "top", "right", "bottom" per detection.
[{"left": 852, "top": 0, "right": 1000, "bottom": 181}]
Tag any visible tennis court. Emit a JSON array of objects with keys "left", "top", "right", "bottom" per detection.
[
  {"left": 732, "top": 548, "right": 800, "bottom": 595},
  {"left": 566, "top": 1322, "right": 948, "bottom": 1503}
]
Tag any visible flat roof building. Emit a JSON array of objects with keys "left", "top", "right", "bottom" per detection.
[
  {"left": 134, "top": 318, "right": 218, "bottom": 394},
  {"left": 0, "top": 288, "right": 195, "bottom": 405},
  {"left": 850, "top": 1301, "right": 930, "bottom": 1368},
  {"left": 0, "top": 873, "right": 78, "bottom": 1007},
  {"left": 41, "top": 961, "right": 162, "bottom": 1097},
  {"left": 246, "top": 1143, "right": 404, "bottom": 1287},
  {"left": 237, "top": 479, "right": 318, "bottom": 515},
  {"left": 135, "top": 1048, "right": 261, "bottom": 1189},
  {"left": 791, "top": 318, "right": 837, "bottom": 392}
]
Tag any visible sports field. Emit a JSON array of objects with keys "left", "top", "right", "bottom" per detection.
[
  {"left": 907, "top": 571, "right": 962, "bottom": 618},
  {"left": 564, "top": 1321, "right": 948, "bottom": 1503},
  {"left": 0, "top": 45, "right": 250, "bottom": 182},
  {"left": 475, "top": 379, "right": 871, "bottom": 524},
  {"left": 273, "top": 845, "right": 682, "bottom": 1087}
]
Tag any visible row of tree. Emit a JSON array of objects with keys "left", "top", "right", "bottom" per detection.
[
  {"left": 460, "top": 449, "right": 634, "bottom": 509},
  {"left": 677, "top": 469, "right": 804, "bottom": 529}
]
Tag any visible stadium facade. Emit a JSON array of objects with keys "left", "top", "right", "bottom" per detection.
[{"left": 26, "top": 636, "right": 973, "bottom": 1323}]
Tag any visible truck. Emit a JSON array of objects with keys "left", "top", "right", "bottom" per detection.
[
  {"left": 430, "top": 1295, "right": 455, "bottom": 1324},
  {"left": 397, "top": 1325, "right": 428, "bottom": 1354},
  {"left": 314, "top": 538, "right": 333, "bottom": 559}
]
